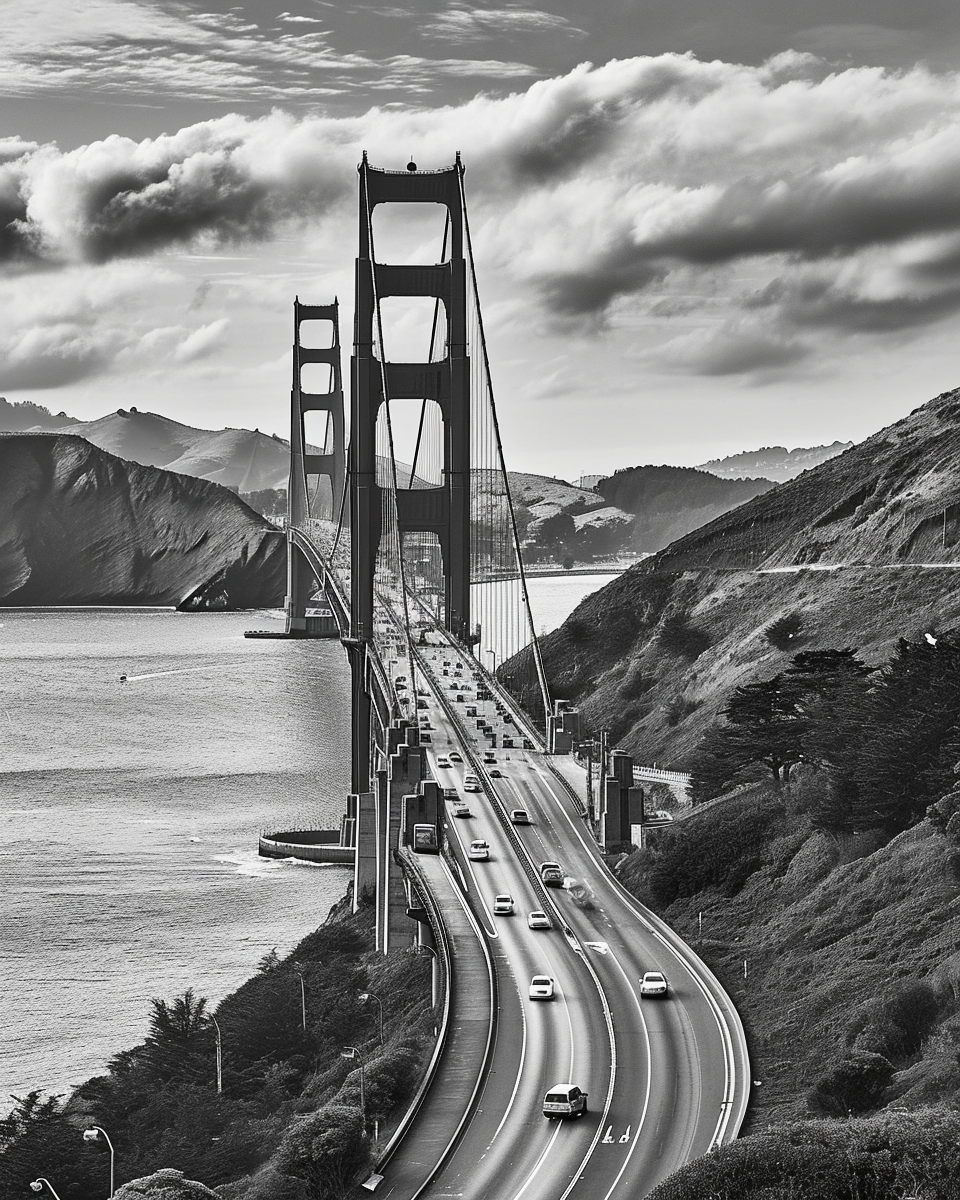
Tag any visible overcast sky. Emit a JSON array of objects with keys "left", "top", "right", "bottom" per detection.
[{"left": 3, "top": 1, "right": 960, "bottom": 478}]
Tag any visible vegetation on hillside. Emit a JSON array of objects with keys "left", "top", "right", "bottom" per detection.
[
  {"left": 0, "top": 896, "right": 434, "bottom": 1200},
  {"left": 648, "top": 1110, "right": 960, "bottom": 1200},
  {"left": 688, "top": 637, "right": 960, "bottom": 837}
]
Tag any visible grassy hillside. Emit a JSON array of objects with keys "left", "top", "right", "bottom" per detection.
[{"left": 523, "top": 385, "right": 960, "bottom": 760}]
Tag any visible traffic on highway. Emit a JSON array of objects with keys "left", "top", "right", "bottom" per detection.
[{"left": 385, "top": 636, "right": 750, "bottom": 1200}]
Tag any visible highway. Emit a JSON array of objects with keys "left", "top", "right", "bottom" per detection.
[{"left": 397, "top": 640, "right": 749, "bottom": 1200}]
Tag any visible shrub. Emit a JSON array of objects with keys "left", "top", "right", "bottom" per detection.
[
  {"left": 765, "top": 611, "right": 805, "bottom": 649},
  {"left": 663, "top": 696, "right": 700, "bottom": 727},
  {"left": 807, "top": 1051, "right": 894, "bottom": 1116},
  {"left": 658, "top": 612, "right": 712, "bottom": 659}
]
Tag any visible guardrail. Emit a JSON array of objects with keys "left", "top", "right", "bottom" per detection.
[{"left": 371, "top": 848, "right": 455, "bottom": 1178}]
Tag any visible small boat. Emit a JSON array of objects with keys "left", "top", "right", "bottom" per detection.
[{"left": 119, "top": 674, "right": 127, "bottom": 683}]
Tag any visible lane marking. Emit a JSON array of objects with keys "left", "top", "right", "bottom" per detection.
[{"left": 532, "top": 763, "right": 745, "bottom": 1151}]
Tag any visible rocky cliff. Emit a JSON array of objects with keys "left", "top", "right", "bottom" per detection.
[
  {"left": 0, "top": 435, "right": 286, "bottom": 607},
  {"left": 531, "top": 386, "right": 960, "bottom": 761}
]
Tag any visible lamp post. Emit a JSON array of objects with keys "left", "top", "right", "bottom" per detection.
[
  {"left": 293, "top": 963, "right": 307, "bottom": 1030},
  {"left": 29, "top": 1182, "right": 62, "bottom": 1200},
  {"left": 485, "top": 648, "right": 497, "bottom": 675},
  {"left": 418, "top": 944, "right": 439, "bottom": 1009},
  {"left": 211, "top": 1014, "right": 222, "bottom": 1095},
  {"left": 340, "top": 1046, "right": 366, "bottom": 1124},
  {"left": 83, "top": 1126, "right": 115, "bottom": 1198},
  {"left": 359, "top": 992, "right": 384, "bottom": 1045}
]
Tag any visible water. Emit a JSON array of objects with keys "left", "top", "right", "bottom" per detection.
[
  {"left": 525, "top": 573, "right": 620, "bottom": 638},
  {"left": 0, "top": 574, "right": 617, "bottom": 1103},
  {"left": 0, "top": 610, "right": 351, "bottom": 1100}
]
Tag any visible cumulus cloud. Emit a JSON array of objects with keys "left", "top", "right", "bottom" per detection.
[
  {"left": 4, "top": 53, "right": 960, "bottom": 379},
  {"left": 0, "top": 262, "right": 233, "bottom": 390}
]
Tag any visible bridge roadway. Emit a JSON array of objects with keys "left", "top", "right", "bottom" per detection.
[{"left": 384, "top": 638, "right": 749, "bottom": 1200}]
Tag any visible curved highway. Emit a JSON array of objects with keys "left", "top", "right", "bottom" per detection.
[{"left": 395, "top": 640, "right": 749, "bottom": 1200}]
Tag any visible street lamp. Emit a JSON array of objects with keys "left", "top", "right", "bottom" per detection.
[
  {"left": 211, "top": 1014, "right": 222, "bottom": 1095},
  {"left": 293, "top": 962, "right": 307, "bottom": 1030},
  {"left": 417, "top": 945, "right": 440, "bottom": 1009},
  {"left": 359, "top": 992, "right": 384, "bottom": 1045},
  {"left": 485, "top": 649, "right": 497, "bottom": 674},
  {"left": 83, "top": 1126, "right": 116, "bottom": 1198},
  {"left": 29, "top": 1182, "right": 62, "bottom": 1200},
  {"left": 340, "top": 1046, "right": 366, "bottom": 1124}
]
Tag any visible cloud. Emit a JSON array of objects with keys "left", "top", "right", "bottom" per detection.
[
  {"left": 653, "top": 322, "right": 812, "bottom": 378},
  {"left": 0, "top": 262, "right": 233, "bottom": 390},
  {"left": 424, "top": 3, "right": 585, "bottom": 43},
  {"left": 4, "top": 53, "right": 960, "bottom": 377},
  {"left": 1, "top": 2, "right": 537, "bottom": 105}
]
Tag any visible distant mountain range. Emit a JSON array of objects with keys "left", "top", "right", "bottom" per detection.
[
  {"left": 696, "top": 441, "right": 852, "bottom": 482},
  {"left": 0, "top": 398, "right": 292, "bottom": 493}
]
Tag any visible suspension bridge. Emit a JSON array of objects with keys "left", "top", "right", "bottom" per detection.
[{"left": 260, "top": 154, "right": 750, "bottom": 1199}]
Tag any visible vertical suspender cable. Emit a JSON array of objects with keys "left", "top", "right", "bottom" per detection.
[{"left": 457, "top": 164, "right": 552, "bottom": 728}]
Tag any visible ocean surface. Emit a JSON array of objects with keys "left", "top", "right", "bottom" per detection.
[{"left": 0, "top": 572, "right": 617, "bottom": 1103}]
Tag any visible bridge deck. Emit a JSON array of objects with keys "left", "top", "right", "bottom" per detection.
[{"left": 376, "top": 854, "right": 494, "bottom": 1200}]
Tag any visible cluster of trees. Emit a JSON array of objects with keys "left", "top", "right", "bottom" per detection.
[
  {"left": 0, "top": 908, "right": 433, "bottom": 1200},
  {"left": 689, "top": 637, "right": 960, "bottom": 836}
]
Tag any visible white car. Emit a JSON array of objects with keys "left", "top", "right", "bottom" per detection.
[
  {"left": 452, "top": 805, "right": 473, "bottom": 819},
  {"left": 493, "top": 894, "right": 514, "bottom": 915},
  {"left": 639, "top": 971, "right": 668, "bottom": 997},
  {"left": 449, "top": 751, "right": 463, "bottom": 763},
  {"left": 649, "top": 810, "right": 673, "bottom": 822},
  {"left": 463, "top": 774, "right": 481, "bottom": 793},
  {"left": 510, "top": 809, "right": 530, "bottom": 825},
  {"left": 529, "top": 975, "right": 555, "bottom": 1001},
  {"left": 436, "top": 757, "right": 452, "bottom": 769},
  {"left": 468, "top": 840, "right": 489, "bottom": 861},
  {"left": 527, "top": 910, "right": 551, "bottom": 930}
]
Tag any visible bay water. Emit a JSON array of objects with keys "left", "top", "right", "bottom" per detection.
[{"left": 0, "top": 572, "right": 617, "bottom": 1103}]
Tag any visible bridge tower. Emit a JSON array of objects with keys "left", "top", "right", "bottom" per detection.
[
  {"left": 347, "top": 153, "right": 471, "bottom": 793},
  {"left": 286, "top": 299, "right": 345, "bottom": 636}
]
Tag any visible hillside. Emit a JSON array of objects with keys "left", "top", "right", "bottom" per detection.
[
  {"left": 698, "top": 440, "right": 852, "bottom": 482},
  {"left": 525, "top": 386, "right": 960, "bottom": 761},
  {"left": 595, "top": 464, "right": 774, "bottom": 552},
  {"left": 0, "top": 403, "right": 294, "bottom": 493},
  {"left": 0, "top": 434, "right": 285, "bottom": 607}
]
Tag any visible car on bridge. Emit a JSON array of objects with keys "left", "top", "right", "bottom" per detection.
[
  {"left": 649, "top": 810, "right": 674, "bottom": 821},
  {"left": 542, "top": 1084, "right": 587, "bottom": 1120},
  {"left": 468, "top": 839, "right": 489, "bottom": 861},
  {"left": 541, "top": 866, "right": 564, "bottom": 888},
  {"left": 463, "top": 774, "right": 481, "bottom": 793},
  {"left": 493, "top": 894, "right": 514, "bottom": 914},
  {"left": 436, "top": 757, "right": 452, "bottom": 769},
  {"left": 510, "top": 808, "right": 530, "bottom": 824},
  {"left": 489, "top": 767, "right": 503, "bottom": 778},
  {"left": 449, "top": 751, "right": 463, "bottom": 763},
  {"left": 452, "top": 805, "right": 473, "bottom": 819},
  {"left": 483, "top": 751, "right": 496, "bottom": 764},
  {"left": 527, "top": 910, "right": 551, "bottom": 930},
  {"left": 528, "top": 975, "right": 555, "bottom": 1001},
  {"left": 639, "top": 971, "right": 669, "bottom": 997}
]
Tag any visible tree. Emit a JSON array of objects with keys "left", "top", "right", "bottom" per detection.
[
  {"left": 721, "top": 675, "right": 807, "bottom": 786},
  {"left": 0, "top": 1092, "right": 101, "bottom": 1200},
  {"left": 144, "top": 990, "right": 213, "bottom": 1084},
  {"left": 850, "top": 636, "right": 960, "bottom": 833},
  {"left": 275, "top": 1106, "right": 368, "bottom": 1199}
]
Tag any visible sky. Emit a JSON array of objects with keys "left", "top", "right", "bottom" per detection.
[{"left": 3, "top": 2, "right": 960, "bottom": 479}]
